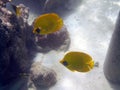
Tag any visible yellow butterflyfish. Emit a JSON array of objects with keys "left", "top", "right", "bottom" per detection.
[
  {"left": 33, "top": 13, "right": 63, "bottom": 35},
  {"left": 60, "top": 51, "right": 94, "bottom": 72}
]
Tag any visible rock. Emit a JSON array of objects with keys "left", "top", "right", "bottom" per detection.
[
  {"left": 35, "top": 26, "right": 70, "bottom": 53},
  {"left": 30, "top": 62, "right": 57, "bottom": 89}
]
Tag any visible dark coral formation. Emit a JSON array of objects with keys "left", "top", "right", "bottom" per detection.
[
  {"left": 0, "top": 10, "right": 33, "bottom": 86},
  {"left": 0, "top": 1, "right": 70, "bottom": 89},
  {"left": 0, "top": 3, "right": 36, "bottom": 86}
]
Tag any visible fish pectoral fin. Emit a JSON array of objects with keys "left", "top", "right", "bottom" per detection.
[
  {"left": 67, "top": 65, "right": 76, "bottom": 72},
  {"left": 87, "top": 65, "right": 91, "bottom": 70},
  {"left": 75, "top": 65, "right": 91, "bottom": 72}
]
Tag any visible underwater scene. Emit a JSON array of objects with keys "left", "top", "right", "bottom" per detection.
[{"left": 1, "top": 0, "right": 120, "bottom": 90}]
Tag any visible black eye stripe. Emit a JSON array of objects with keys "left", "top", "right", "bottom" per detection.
[
  {"left": 62, "top": 61, "right": 68, "bottom": 66},
  {"left": 36, "top": 28, "right": 41, "bottom": 33}
]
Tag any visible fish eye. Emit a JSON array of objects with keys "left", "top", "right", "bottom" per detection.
[
  {"left": 35, "top": 28, "right": 41, "bottom": 33},
  {"left": 62, "top": 61, "right": 68, "bottom": 66}
]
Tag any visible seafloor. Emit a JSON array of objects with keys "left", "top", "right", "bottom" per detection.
[{"left": 1, "top": 0, "right": 120, "bottom": 90}]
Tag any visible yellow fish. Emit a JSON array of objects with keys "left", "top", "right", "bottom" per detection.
[
  {"left": 33, "top": 13, "right": 63, "bottom": 35},
  {"left": 60, "top": 51, "right": 94, "bottom": 72}
]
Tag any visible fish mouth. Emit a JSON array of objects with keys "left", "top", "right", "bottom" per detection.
[
  {"left": 59, "top": 60, "right": 63, "bottom": 64},
  {"left": 60, "top": 60, "right": 65, "bottom": 65}
]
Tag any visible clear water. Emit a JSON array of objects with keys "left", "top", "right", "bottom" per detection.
[{"left": 4, "top": 0, "right": 120, "bottom": 90}]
